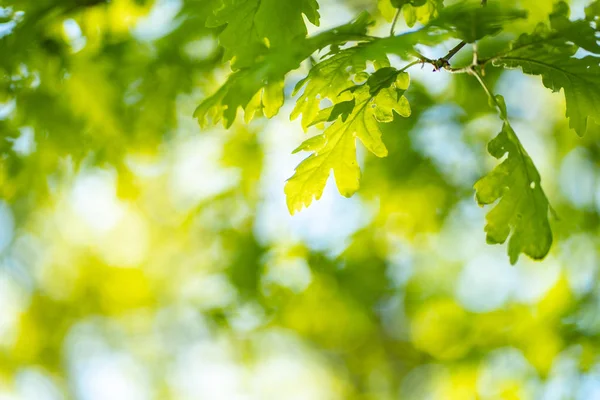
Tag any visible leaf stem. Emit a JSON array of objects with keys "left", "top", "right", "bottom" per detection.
[
  {"left": 469, "top": 67, "right": 505, "bottom": 119},
  {"left": 390, "top": 8, "right": 401, "bottom": 36}
]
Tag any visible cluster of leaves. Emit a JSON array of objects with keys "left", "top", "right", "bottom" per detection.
[{"left": 196, "top": 0, "right": 600, "bottom": 263}]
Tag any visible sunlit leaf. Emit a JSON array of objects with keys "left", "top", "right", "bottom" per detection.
[
  {"left": 291, "top": 45, "right": 389, "bottom": 130},
  {"left": 291, "top": 26, "right": 444, "bottom": 130},
  {"left": 285, "top": 73, "right": 411, "bottom": 214},
  {"left": 195, "top": 13, "right": 374, "bottom": 128}
]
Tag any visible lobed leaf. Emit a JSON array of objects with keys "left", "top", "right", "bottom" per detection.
[
  {"left": 474, "top": 120, "right": 552, "bottom": 265},
  {"left": 493, "top": 3, "right": 600, "bottom": 136},
  {"left": 497, "top": 55, "right": 600, "bottom": 137},
  {"left": 292, "top": 26, "right": 445, "bottom": 130},
  {"left": 291, "top": 45, "right": 390, "bottom": 130},
  {"left": 285, "top": 72, "right": 411, "bottom": 214},
  {"left": 196, "top": 6, "right": 453, "bottom": 130}
]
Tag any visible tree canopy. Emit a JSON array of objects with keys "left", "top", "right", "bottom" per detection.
[{"left": 1, "top": 0, "right": 600, "bottom": 398}]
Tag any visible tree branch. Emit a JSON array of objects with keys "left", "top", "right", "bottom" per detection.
[
  {"left": 430, "top": 0, "right": 487, "bottom": 70},
  {"left": 444, "top": 41, "right": 467, "bottom": 61}
]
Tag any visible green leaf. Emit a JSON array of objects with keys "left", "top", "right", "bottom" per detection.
[
  {"left": 586, "top": 0, "right": 600, "bottom": 23},
  {"left": 291, "top": 44, "right": 389, "bottom": 131},
  {"left": 195, "top": 13, "right": 374, "bottom": 128},
  {"left": 366, "top": 67, "right": 400, "bottom": 96},
  {"left": 395, "top": 71, "right": 410, "bottom": 90},
  {"left": 243, "top": 80, "right": 285, "bottom": 122},
  {"left": 309, "top": 99, "right": 356, "bottom": 125},
  {"left": 285, "top": 73, "right": 411, "bottom": 214},
  {"left": 548, "top": 2, "right": 600, "bottom": 53},
  {"left": 492, "top": 6, "right": 600, "bottom": 136},
  {"left": 378, "top": 0, "right": 398, "bottom": 22},
  {"left": 208, "top": 0, "right": 320, "bottom": 68},
  {"left": 474, "top": 121, "right": 552, "bottom": 265},
  {"left": 291, "top": 26, "right": 445, "bottom": 131},
  {"left": 498, "top": 54, "right": 600, "bottom": 137},
  {"left": 197, "top": 9, "right": 450, "bottom": 130},
  {"left": 430, "top": 2, "right": 527, "bottom": 42}
]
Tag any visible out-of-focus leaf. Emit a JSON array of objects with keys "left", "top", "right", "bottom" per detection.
[
  {"left": 430, "top": 2, "right": 527, "bottom": 42},
  {"left": 586, "top": 0, "right": 600, "bottom": 23},
  {"left": 403, "top": 0, "right": 443, "bottom": 28},
  {"left": 378, "top": 0, "right": 398, "bottom": 21},
  {"left": 548, "top": 1, "right": 600, "bottom": 53},
  {"left": 378, "top": 0, "right": 443, "bottom": 27}
]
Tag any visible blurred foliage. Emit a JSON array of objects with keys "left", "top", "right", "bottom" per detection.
[{"left": 0, "top": 0, "right": 599, "bottom": 399}]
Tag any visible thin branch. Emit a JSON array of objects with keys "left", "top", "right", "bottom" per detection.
[
  {"left": 430, "top": 41, "right": 467, "bottom": 71},
  {"left": 429, "top": 0, "right": 486, "bottom": 69},
  {"left": 410, "top": 50, "right": 434, "bottom": 64},
  {"left": 398, "top": 60, "right": 423, "bottom": 73},
  {"left": 443, "top": 41, "right": 467, "bottom": 61}
]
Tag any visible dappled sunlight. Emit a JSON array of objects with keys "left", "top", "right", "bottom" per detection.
[{"left": 1, "top": 0, "right": 600, "bottom": 398}]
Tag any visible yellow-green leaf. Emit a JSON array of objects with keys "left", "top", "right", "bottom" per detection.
[{"left": 286, "top": 80, "right": 411, "bottom": 213}]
